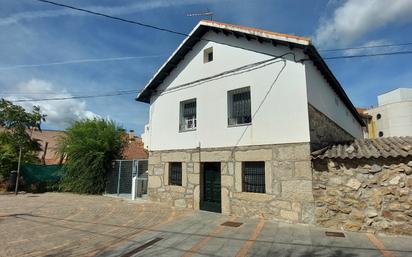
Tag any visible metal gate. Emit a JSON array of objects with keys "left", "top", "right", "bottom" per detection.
[{"left": 105, "top": 159, "right": 148, "bottom": 199}]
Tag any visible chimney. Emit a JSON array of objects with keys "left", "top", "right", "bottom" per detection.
[{"left": 129, "top": 130, "right": 136, "bottom": 141}]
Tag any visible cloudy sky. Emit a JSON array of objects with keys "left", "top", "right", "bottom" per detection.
[{"left": 1, "top": 0, "right": 412, "bottom": 133}]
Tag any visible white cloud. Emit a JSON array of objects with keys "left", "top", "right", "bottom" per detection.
[
  {"left": 5, "top": 79, "right": 99, "bottom": 128},
  {"left": 0, "top": 0, "right": 219, "bottom": 26},
  {"left": 314, "top": 0, "right": 412, "bottom": 47}
]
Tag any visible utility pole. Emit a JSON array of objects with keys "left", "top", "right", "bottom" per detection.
[{"left": 15, "top": 147, "right": 22, "bottom": 195}]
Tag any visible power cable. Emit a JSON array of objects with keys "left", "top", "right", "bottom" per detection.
[
  {"left": 323, "top": 50, "right": 412, "bottom": 60},
  {"left": 36, "top": 0, "right": 189, "bottom": 37},
  {"left": 34, "top": 0, "right": 412, "bottom": 62},
  {"left": 319, "top": 42, "right": 412, "bottom": 52},
  {"left": 34, "top": 0, "right": 302, "bottom": 62},
  {"left": 6, "top": 56, "right": 289, "bottom": 102},
  {"left": 0, "top": 55, "right": 164, "bottom": 71},
  {"left": 10, "top": 90, "right": 137, "bottom": 102}
]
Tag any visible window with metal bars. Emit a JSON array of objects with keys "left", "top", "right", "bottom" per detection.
[
  {"left": 242, "top": 161, "right": 265, "bottom": 193},
  {"left": 169, "top": 162, "right": 182, "bottom": 186},
  {"left": 179, "top": 99, "right": 197, "bottom": 131},
  {"left": 228, "top": 87, "right": 251, "bottom": 126}
]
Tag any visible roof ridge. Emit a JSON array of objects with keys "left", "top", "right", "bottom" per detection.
[{"left": 200, "top": 20, "right": 311, "bottom": 43}]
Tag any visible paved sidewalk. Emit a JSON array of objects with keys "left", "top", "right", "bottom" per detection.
[
  {"left": 1, "top": 193, "right": 411, "bottom": 257},
  {"left": 0, "top": 193, "right": 190, "bottom": 257},
  {"left": 99, "top": 212, "right": 412, "bottom": 257}
]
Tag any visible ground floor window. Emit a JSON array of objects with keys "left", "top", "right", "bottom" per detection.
[
  {"left": 242, "top": 161, "right": 265, "bottom": 193},
  {"left": 169, "top": 162, "right": 182, "bottom": 186}
]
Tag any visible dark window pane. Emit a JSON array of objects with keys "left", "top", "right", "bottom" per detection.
[
  {"left": 208, "top": 51, "right": 213, "bottom": 62},
  {"left": 228, "top": 87, "right": 251, "bottom": 126},
  {"left": 169, "top": 162, "right": 182, "bottom": 186},
  {"left": 242, "top": 162, "right": 265, "bottom": 193}
]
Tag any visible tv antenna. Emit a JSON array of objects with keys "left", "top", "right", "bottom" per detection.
[{"left": 187, "top": 9, "right": 213, "bottom": 20}]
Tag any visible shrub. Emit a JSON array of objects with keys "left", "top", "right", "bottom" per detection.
[{"left": 58, "top": 119, "right": 126, "bottom": 194}]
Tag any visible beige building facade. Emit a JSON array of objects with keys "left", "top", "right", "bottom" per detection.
[{"left": 148, "top": 143, "right": 314, "bottom": 223}]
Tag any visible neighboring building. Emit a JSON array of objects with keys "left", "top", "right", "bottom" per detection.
[
  {"left": 365, "top": 88, "right": 412, "bottom": 138},
  {"left": 356, "top": 107, "right": 373, "bottom": 138},
  {"left": 0, "top": 127, "right": 65, "bottom": 165},
  {"left": 122, "top": 130, "right": 148, "bottom": 160},
  {"left": 30, "top": 129, "right": 65, "bottom": 165},
  {"left": 137, "top": 21, "right": 364, "bottom": 223}
]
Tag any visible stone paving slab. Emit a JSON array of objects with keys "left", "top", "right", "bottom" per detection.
[
  {"left": 0, "top": 192, "right": 190, "bottom": 257},
  {"left": 2, "top": 193, "right": 412, "bottom": 257}
]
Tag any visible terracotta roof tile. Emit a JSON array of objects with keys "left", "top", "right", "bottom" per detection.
[
  {"left": 122, "top": 139, "right": 148, "bottom": 160},
  {"left": 312, "top": 136, "right": 412, "bottom": 160}
]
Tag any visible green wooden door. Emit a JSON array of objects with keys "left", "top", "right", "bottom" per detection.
[{"left": 200, "top": 162, "right": 221, "bottom": 213}]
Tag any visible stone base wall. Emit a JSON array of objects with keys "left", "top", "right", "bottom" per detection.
[
  {"left": 308, "top": 104, "right": 354, "bottom": 151},
  {"left": 313, "top": 157, "right": 412, "bottom": 235},
  {"left": 148, "top": 143, "right": 315, "bottom": 224}
]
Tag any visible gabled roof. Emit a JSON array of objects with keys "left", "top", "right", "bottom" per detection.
[
  {"left": 136, "top": 20, "right": 364, "bottom": 126},
  {"left": 312, "top": 136, "right": 412, "bottom": 160}
]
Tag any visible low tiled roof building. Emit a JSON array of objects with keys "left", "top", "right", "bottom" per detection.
[{"left": 311, "top": 136, "right": 412, "bottom": 235}]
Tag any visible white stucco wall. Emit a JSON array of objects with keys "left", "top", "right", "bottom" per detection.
[
  {"left": 366, "top": 101, "right": 412, "bottom": 137},
  {"left": 378, "top": 88, "right": 412, "bottom": 106},
  {"left": 145, "top": 32, "right": 310, "bottom": 151},
  {"left": 305, "top": 63, "right": 363, "bottom": 139}
]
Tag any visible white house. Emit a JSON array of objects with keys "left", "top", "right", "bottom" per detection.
[
  {"left": 366, "top": 88, "right": 412, "bottom": 138},
  {"left": 137, "top": 21, "right": 364, "bottom": 223}
]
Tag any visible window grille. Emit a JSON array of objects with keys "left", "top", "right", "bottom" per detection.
[
  {"left": 228, "top": 87, "right": 251, "bottom": 126},
  {"left": 169, "top": 162, "right": 182, "bottom": 186},
  {"left": 242, "top": 162, "right": 265, "bottom": 193},
  {"left": 180, "top": 99, "right": 197, "bottom": 131}
]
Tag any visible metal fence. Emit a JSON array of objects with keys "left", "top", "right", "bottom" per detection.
[{"left": 105, "top": 159, "right": 148, "bottom": 199}]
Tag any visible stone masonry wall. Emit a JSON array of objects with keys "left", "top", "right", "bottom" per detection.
[
  {"left": 147, "top": 143, "right": 315, "bottom": 224},
  {"left": 313, "top": 157, "right": 412, "bottom": 235},
  {"left": 308, "top": 104, "right": 354, "bottom": 151}
]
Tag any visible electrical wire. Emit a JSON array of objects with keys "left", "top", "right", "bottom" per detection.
[
  {"left": 35, "top": 0, "right": 301, "bottom": 63},
  {"left": 36, "top": 0, "right": 189, "bottom": 37},
  {"left": 5, "top": 56, "right": 290, "bottom": 102},
  {"left": 323, "top": 50, "right": 412, "bottom": 60},
  {"left": 319, "top": 42, "right": 412, "bottom": 52},
  {"left": 34, "top": 0, "right": 412, "bottom": 62},
  {"left": 10, "top": 90, "right": 137, "bottom": 102},
  {"left": 0, "top": 55, "right": 164, "bottom": 71}
]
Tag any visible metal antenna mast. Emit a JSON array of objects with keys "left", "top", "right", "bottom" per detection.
[{"left": 186, "top": 9, "right": 213, "bottom": 20}]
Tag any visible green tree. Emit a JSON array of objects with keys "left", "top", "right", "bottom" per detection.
[
  {"left": 0, "top": 99, "right": 46, "bottom": 179},
  {"left": 58, "top": 118, "right": 126, "bottom": 194}
]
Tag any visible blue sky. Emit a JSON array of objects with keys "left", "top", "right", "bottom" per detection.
[{"left": 1, "top": 0, "right": 412, "bottom": 134}]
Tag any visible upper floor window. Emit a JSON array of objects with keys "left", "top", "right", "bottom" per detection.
[
  {"left": 180, "top": 99, "right": 197, "bottom": 131},
  {"left": 228, "top": 87, "right": 251, "bottom": 126},
  {"left": 242, "top": 161, "right": 265, "bottom": 193},
  {"left": 203, "top": 47, "right": 213, "bottom": 63}
]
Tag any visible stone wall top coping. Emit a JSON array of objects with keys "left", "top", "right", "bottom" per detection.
[{"left": 312, "top": 136, "right": 412, "bottom": 160}]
